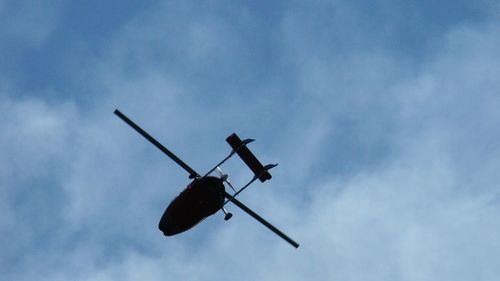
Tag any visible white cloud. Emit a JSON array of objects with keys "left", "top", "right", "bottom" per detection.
[{"left": 2, "top": 1, "right": 500, "bottom": 281}]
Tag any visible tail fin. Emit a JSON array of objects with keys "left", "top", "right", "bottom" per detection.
[{"left": 226, "top": 133, "right": 272, "bottom": 182}]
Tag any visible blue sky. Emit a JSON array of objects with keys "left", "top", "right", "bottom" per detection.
[{"left": 1, "top": 1, "right": 500, "bottom": 280}]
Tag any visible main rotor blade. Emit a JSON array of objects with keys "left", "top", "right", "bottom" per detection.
[
  {"left": 114, "top": 109, "right": 200, "bottom": 179},
  {"left": 224, "top": 191, "right": 299, "bottom": 248}
]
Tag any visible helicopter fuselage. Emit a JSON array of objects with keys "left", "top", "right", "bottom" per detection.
[{"left": 158, "top": 176, "right": 225, "bottom": 236}]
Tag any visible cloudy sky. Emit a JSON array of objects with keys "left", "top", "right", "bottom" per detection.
[{"left": 1, "top": 1, "right": 500, "bottom": 280}]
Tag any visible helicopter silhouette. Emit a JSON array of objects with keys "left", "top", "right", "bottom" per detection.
[{"left": 114, "top": 109, "right": 299, "bottom": 248}]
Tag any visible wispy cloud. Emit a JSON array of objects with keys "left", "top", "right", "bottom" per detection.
[
  {"left": 0, "top": 1, "right": 62, "bottom": 48},
  {"left": 1, "top": 1, "right": 499, "bottom": 280}
]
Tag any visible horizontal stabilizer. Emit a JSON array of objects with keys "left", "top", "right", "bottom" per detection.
[{"left": 226, "top": 133, "right": 272, "bottom": 182}]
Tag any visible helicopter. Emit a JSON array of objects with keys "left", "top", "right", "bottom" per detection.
[{"left": 114, "top": 109, "right": 299, "bottom": 248}]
